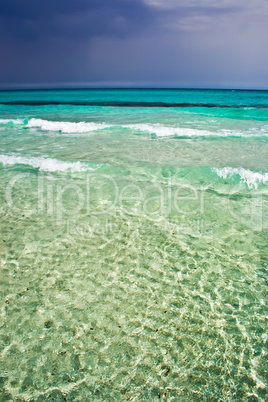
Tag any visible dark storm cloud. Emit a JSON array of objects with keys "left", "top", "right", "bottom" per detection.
[
  {"left": 0, "top": 0, "right": 155, "bottom": 41},
  {"left": 0, "top": 0, "right": 254, "bottom": 45},
  {"left": 0, "top": 0, "right": 268, "bottom": 88}
]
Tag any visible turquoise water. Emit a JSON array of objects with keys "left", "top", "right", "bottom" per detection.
[{"left": 0, "top": 89, "right": 267, "bottom": 400}]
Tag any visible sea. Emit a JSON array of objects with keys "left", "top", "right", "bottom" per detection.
[{"left": 0, "top": 88, "right": 267, "bottom": 401}]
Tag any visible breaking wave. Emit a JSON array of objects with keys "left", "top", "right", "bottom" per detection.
[
  {"left": 0, "top": 118, "right": 25, "bottom": 125},
  {"left": 212, "top": 167, "right": 268, "bottom": 189},
  {"left": 0, "top": 118, "right": 110, "bottom": 133},
  {"left": 1, "top": 153, "right": 267, "bottom": 189},
  {"left": 125, "top": 123, "right": 265, "bottom": 138},
  {"left": 26, "top": 118, "right": 110, "bottom": 133},
  {"left": 125, "top": 124, "right": 215, "bottom": 137},
  {"left": 0, "top": 118, "right": 267, "bottom": 137},
  {"left": 0, "top": 154, "right": 101, "bottom": 173}
]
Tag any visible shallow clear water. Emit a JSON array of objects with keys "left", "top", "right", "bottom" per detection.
[{"left": 0, "top": 89, "right": 267, "bottom": 401}]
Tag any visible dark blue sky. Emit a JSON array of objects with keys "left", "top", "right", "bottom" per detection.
[{"left": 1, "top": 0, "right": 268, "bottom": 89}]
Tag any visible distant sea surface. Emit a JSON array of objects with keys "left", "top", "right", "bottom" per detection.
[{"left": 0, "top": 89, "right": 267, "bottom": 400}]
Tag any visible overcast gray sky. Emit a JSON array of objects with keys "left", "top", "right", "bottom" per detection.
[{"left": 0, "top": 0, "right": 268, "bottom": 89}]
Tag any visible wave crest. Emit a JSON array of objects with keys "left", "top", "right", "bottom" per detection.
[
  {"left": 125, "top": 123, "right": 259, "bottom": 138},
  {"left": 26, "top": 118, "right": 110, "bottom": 133},
  {"left": 0, "top": 118, "right": 267, "bottom": 138},
  {"left": 212, "top": 167, "right": 268, "bottom": 189},
  {"left": 0, "top": 154, "right": 101, "bottom": 173},
  {"left": 125, "top": 124, "right": 215, "bottom": 137},
  {"left": 0, "top": 118, "right": 25, "bottom": 125}
]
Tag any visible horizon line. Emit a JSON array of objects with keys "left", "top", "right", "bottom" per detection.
[{"left": 1, "top": 86, "right": 268, "bottom": 92}]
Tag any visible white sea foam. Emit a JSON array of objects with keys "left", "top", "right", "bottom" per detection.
[
  {"left": 26, "top": 118, "right": 110, "bottom": 133},
  {"left": 0, "top": 118, "right": 24, "bottom": 125},
  {"left": 0, "top": 154, "right": 100, "bottom": 173},
  {"left": 125, "top": 124, "right": 249, "bottom": 138},
  {"left": 125, "top": 123, "right": 211, "bottom": 137},
  {"left": 1, "top": 118, "right": 267, "bottom": 138},
  {"left": 212, "top": 167, "right": 268, "bottom": 189}
]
